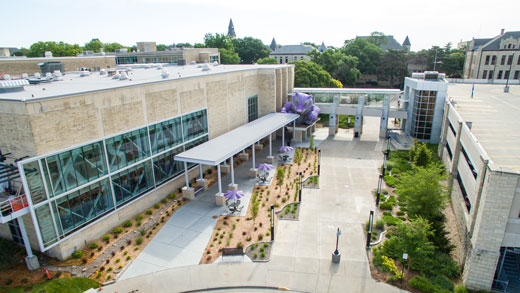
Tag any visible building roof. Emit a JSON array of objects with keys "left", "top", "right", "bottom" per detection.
[
  {"left": 402, "top": 36, "right": 411, "bottom": 46},
  {"left": 448, "top": 84, "right": 520, "bottom": 172},
  {"left": 269, "top": 45, "right": 314, "bottom": 55},
  {"left": 356, "top": 35, "right": 406, "bottom": 51},
  {"left": 174, "top": 112, "right": 299, "bottom": 166},
  {"left": 270, "top": 38, "right": 277, "bottom": 51},
  {"left": 0, "top": 64, "right": 292, "bottom": 102},
  {"left": 481, "top": 31, "right": 520, "bottom": 51}
]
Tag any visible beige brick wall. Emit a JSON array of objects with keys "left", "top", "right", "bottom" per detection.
[{"left": 0, "top": 101, "right": 37, "bottom": 163}]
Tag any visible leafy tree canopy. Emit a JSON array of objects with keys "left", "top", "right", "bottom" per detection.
[
  {"left": 26, "top": 41, "right": 82, "bottom": 57},
  {"left": 309, "top": 49, "right": 360, "bottom": 86},
  {"left": 256, "top": 57, "right": 278, "bottom": 64},
  {"left": 218, "top": 48, "right": 240, "bottom": 64},
  {"left": 341, "top": 38, "right": 383, "bottom": 75},
  {"left": 293, "top": 60, "right": 342, "bottom": 88},
  {"left": 232, "top": 37, "right": 270, "bottom": 64},
  {"left": 204, "top": 33, "right": 234, "bottom": 50}
]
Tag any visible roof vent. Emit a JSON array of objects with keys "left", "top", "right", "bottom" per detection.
[
  {"left": 0, "top": 79, "right": 29, "bottom": 93},
  {"left": 34, "top": 72, "right": 41, "bottom": 79},
  {"left": 44, "top": 51, "right": 53, "bottom": 58},
  {"left": 45, "top": 72, "right": 53, "bottom": 79},
  {"left": 213, "top": 61, "right": 219, "bottom": 66},
  {"left": 112, "top": 72, "right": 121, "bottom": 79},
  {"left": 80, "top": 70, "right": 90, "bottom": 77},
  {"left": 161, "top": 69, "right": 169, "bottom": 79},
  {"left": 157, "top": 64, "right": 163, "bottom": 70},
  {"left": 202, "top": 64, "right": 210, "bottom": 71},
  {"left": 53, "top": 70, "right": 63, "bottom": 80},
  {"left": 22, "top": 73, "right": 29, "bottom": 79},
  {"left": 190, "top": 61, "right": 196, "bottom": 65},
  {"left": 119, "top": 72, "right": 128, "bottom": 80},
  {"left": 99, "top": 69, "right": 107, "bottom": 75}
]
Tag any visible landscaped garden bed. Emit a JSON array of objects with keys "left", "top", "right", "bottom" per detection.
[
  {"left": 200, "top": 147, "right": 318, "bottom": 264},
  {"left": 277, "top": 202, "right": 300, "bottom": 220},
  {"left": 245, "top": 241, "right": 273, "bottom": 262},
  {"left": 302, "top": 175, "right": 319, "bottom": 188},
  {"left": 368, "top": 140, "right": 466, "bottom": 292}
]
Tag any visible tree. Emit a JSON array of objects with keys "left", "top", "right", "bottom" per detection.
[
  {"left": 398, "top": 165, "right": 447, "bottom": 221},
  {"left": 293, "top": 60, "right": 342, "bottom": 88},
  {"left": 395, "top": 218, "right": 435, "bottom": 272},
  {"left": 413, "top": 142, "right": 432, "bottom": 167},
  {"left": 103, "top": 42, "right": 125, "bottom": 52},
  {"left": 27, "top": 41, "right": 82, "bottom": 57},
  {"left": 342, "top": 38, "right": 383, "bottom": 74},
  {"left": 203, "top": 33, "right": 234, "bottom": 50},
  {"left": 218, "top": 48, "right": 240, "bottom": 64},
  {"left": 256, "top": 57, "right": 278, "bottom": 64},
  {"left": 83, "top": 39, "right": 104, "bottom": 53},
  {"left": 12, "top": 48, "right": 29, "bottom": 56},
  {"left": 366, "top": 31, "right": 387, "bottom": 47},
  {"left": 377, "top": 49, "right": 409, "bottom": 88},
  {"left": 175, "top": 43, "right": 193, "bottom": 48},
  {"left": 309, "top": 49, "right": 361, "bottom": 86},
  {"left": 232, "top": 37, "right": 270, "bottom": 64},
  {"left": 156, "top": 44, "right": 170, "bottom": 51}
]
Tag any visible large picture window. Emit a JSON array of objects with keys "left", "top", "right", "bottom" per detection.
[
  {"left": 111, "top": 161, "right": 154, "bottom": 207},
  {"left": 182, "top": 110, "right": 208, "bottom": 141},
  {"left": 106, "top": 128, "right": 150, "bottom": 172},
  {"left": 153, "top": 146, "right": 184, "bottom": 186},
  {"left": 149, "top": 117, "right": 182, "bottom": 155},
  {"left": 411, "top": 90, "right": 437, "bottom": 140}
]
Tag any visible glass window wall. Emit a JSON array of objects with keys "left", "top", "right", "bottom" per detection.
[
  {"left": 182, "top": 110, "right": 208, "bottom": 141},
  {"left": 111, "top": 161, "right": 154, "bottom": 207},
  {"left": 23, "top": 161, "right": 47, "bottom": 204},
  {"left": 106, "top": 128, "right": 150, "bottom": 172},
  {"left": 149, "top": 117, "right": 182, "bottom": 155},
  {"left": 153, "top": 146, "right": 184, "bottom": 185},
  {"left": 35, "top": 204, "right": 58, "bottom": 246},
  {"left": 248, "top": 95, "right": 258, "bottom": 122},
  {"left": 411, "top": 90, "right": 437, "bottom": 140}
]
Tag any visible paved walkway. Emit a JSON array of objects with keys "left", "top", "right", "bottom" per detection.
[
  {"left": 119, "top": 139, "right": 285, "bottom": 280},
  {"left": 105, "top": 118, "right": 407, "bottom": 292}
]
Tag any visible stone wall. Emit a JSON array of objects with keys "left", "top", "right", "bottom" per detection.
[
  {"left": 0, "top": 101, "right": 37, "bottom": 164},
  {"left": 0, "top": 56, "right": 116, "bottom": 75}
]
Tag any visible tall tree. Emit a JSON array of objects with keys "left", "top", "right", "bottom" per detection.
[
  {"left": 203, "top": 33, "right": 234, "bottom": 50},
  {"left": 293, "top": 60, "right": 342, "bottom": 88},
  {"left": 103, "top": 42, "right": 125, "bottom": 52},
  {"left": 83, "top": 39, "right": 104, "bottom": 53},
  {"left": 27, "top": 41, "right": 82, "bottom": 57},
  {"left": 232, "top": 37, "right": 270, "bottom": 64},
  {"left": 218, "top": 48, "right": 240, "bottom": 64},
  {"left": 342, "top": 38, "right": 383, "bottom": 74},
  {"left": 309, "top": 49, "right": 361, "bottom": 86},
  {"left": 377, "top": 49, "right": 409, "bottom": 88}
]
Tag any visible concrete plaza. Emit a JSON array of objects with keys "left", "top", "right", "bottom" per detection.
[{"left": 104, "top": 117, "right": 405, "bottom": 292}]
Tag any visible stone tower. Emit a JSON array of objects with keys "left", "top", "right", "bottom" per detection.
[
  {"left": 270, "top": 38, "right": 277, "bottom": 51},
  {"left": 402, "top": 36, "right": 411, "bottom": 52},
  {"left": 228, "top": 19, "right": 236, "bottom": 38}
]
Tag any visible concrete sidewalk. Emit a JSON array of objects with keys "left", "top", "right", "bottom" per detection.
[{"left": 106, "top": 118, "right": 407, "bottom": 292}]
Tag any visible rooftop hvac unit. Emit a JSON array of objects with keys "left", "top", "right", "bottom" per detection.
[
  {"left": 202, "top": 64, "right": 210, "bottom": 71},
  {"left": 177, "top": 59, "right": 186, "bottom": 66},
  {"left": 424, "top": 71, "right": 439, "bottom": 80},
  {"left": 161, "top": 69, "right": 169, "bottom": 79},
  {"left": 39, "top": 61, "right": 64, "bottom": 75}
]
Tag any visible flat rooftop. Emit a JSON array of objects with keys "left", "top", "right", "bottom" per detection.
[
  {"left": 0, "top": 64, "right": 290, "bottom": 102},
  {"left": 448, "top": 83, "right": 520, "bottom": 171}
]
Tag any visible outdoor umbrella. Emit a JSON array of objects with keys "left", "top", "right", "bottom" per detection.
[
  {"left": 256, "top": 163, "right": 274, "bottom": 171},
  {"left": 279, "top": 146, "right": 294, "bottom": 153},
  {"left": 224, "top": 189, "right": 244, "bottom": 202}
]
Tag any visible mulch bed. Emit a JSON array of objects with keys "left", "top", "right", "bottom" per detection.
[{"left": 245, "top": 242, "right": 273, "bottom": 262}]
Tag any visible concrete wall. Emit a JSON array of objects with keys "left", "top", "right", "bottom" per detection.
[
  {"left": 0, "top": 101, "right": 37, "bottom": 164},
  {"left": 0, "top": 56, "right": 116, "bottom": 75}
]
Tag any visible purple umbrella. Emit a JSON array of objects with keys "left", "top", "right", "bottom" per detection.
[
  {"left": 256, "top": 163, "right": 274, "bottom": 171},
  {"left": 224, "top": 189, "right": 244, "bottom": 201},
  {"left": 279, "top": 146, "right": 294, "bottom": 153}
]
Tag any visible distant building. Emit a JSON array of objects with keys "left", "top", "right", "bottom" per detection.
[
  {"left": 0, "top": 55, "right": 116, "bottom": 75},
  {"left": 136, "top": 42, "right": 157, "bottom": 52},
  {"left": 463, "top": 29, "right": 520, "bottom": 80},
  {"left": 318, "top": 42, "right": 327, "bottom": 53},
  {"left": 269, "top": 38, "right": 277, "bottom": 51},
  {"left": 115, "top": 43, "right": 219, "bottom": 65},
  {"left": 269, "top": 45, "right": 314, "bottom": 64},
  {"left": 228, "top": 19, "right": 236, "bottom": 38},
  {"left": 356, "top": 35, "right": 410, "bottom": 52},
  {"left": 0, "top": 47, "right": 18, "bottom": 57}
]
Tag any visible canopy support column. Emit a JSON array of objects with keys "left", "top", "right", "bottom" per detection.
[
  {"left": 196, "top": 164, "right": 208, "bottom": 190},
  {"left": 282, "top": 127, "right": 285, "bottom": 147},
  {"left": 293, "top": 120, "right": 296, "bottom": 139},
  {"left": 182, "top": 162, "right": 195, "bottom": 200},
  {"left": 184, "top": 162, "right": 189, "bottom": 187},
  {"left": 18, "top": 217, "right": 39, "bottom": 270},
  {"left": 230, "top": 157, "right": 235, "bottom": 185},
  {"left": 249, "top": 144, "right": 258, "bottom": 178},
  {"left": 199, "top": 165, "right": 203, "bottom": 179},
  {"left": 215, "top": 164, "right": 225, "bottom": 206},
  {"left": 217, "top": 164, "right": 222, "bottom": 194},
  {"left": 266, "top": 133, "right": 274, "bottom": 164}
]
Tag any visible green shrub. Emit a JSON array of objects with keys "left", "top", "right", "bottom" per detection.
[
  {"left": 430, "top": 274, "right": 454, "bottom": 291},
  {"left": 89, "top": 243, "right": 99, "bottom": 249},
  {"left": 146, "top": 210, "right": 153, "bottom": 215},
  {"left": 375, "top": 219, "right": 385, "bottom": 230},
  {"left": 382, "top": 189, "right": 389, "bottom": 195},
  {"left": 113, "top": 227, "right": 123, "bottom": 234},
  {"left": 382, "top": 214, "right": 402, "bottom": 226},
  {"left": 136, "top": 237, "right": 143, "bottom": 245},
  {"left": 102, "top": 234, "right": 110, "bottom": 241},
  {"left": 71, "top": 250, "right": 83, "bottom": 259},
  {"left": 161, "top": 198, "right": 167, "bottom": 204},
  {"left": 409, "top": 276, "right": 435, "bottom": 292},
  {"left": 123, "top": 220, "right": 132, "bottom": 228},
  {"left": 135, "top": 215, "right": 143, "bottom": 221},
  {"left": 453, "top": 285, "right": 468, "bottom": 293},
  {"left": 154, "top": 203, "right": 160, "bottom": 209},
  {"left": 396, "top": 211, "right": 405, "bottom": 216},
  {"left": 168, "top": 193, "right": 176, "bottom": 199},
  {"left": 384, "top": 176, "right": 396, "bottom": 187},
  {"left": 380, "top": 202, "right": 394, "bottom": 210},
  {"left": 426, "top": 252, "right": 460, "bottom": 278},
  {"left": 140, "top": 229, "right": 146, "bottom": 236}
]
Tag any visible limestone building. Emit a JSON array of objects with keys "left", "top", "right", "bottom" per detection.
[
  {"left": 463, "top": 30, "right": 520, "bottom": 80},
  {"left": 438, "top": 84, "right": 520, "bottom": 291},
  {"left": 0, "top": 55, "right": 116, "bottom": 76},
  {"left": 0, "top": 63, "right": 293, "bottom": 268},
  {"left": 269, "top": 45, "right": 314, "bottom": 64}
]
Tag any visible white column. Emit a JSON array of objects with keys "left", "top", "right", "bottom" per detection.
[
  {"left": 199, "top": 164, "right": 203, "bottom": 179},
  {"left": 217, "top": 164, "right": 222, "bottom": 194},
  {"left": 184, "top": 162, "right": 189, "bottom": 187},
  {"left": 252, "top": 144, "right": 256, "bottom": 168},
  {"left": 282, "top": 127, "right": 285, "bottom": 147},
  {"left": 269, "top": 133, "right": 272, "bottom": 157},
  {"left": 17, "top": 217, "right": 33, "bottom": 258},
  {"left": 230, "top": 156, "right": 235, "bottom": 185}
]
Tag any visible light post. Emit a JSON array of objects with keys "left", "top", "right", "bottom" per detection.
[
  {"left": 298, "top": 172, "right": 302, "bottom": 202},
  {"left": 433, "top": 49, "right": 442, "bottom": 71},
  {"left": 366, "top": 211, "right": 374, "bottom": 248},
  {"left": 504, "top": 53, "right": 515, "bottom": 93},
  {"left": 402, "top": 253, "right": 408, "bottom": 283},
  {"left": 270, "top": 205, "right": 275, "bottom": 241},
  {"left": 376, "top": 174, "right": 383, "bottom": 206},
  {"left": 332, "top": 228, "right": 342, "bottom": 263}
]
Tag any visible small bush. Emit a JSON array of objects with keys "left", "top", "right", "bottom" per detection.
[
  {"left": 382, "top": 214, "right": 402, "bottom": 226},
  {"left": 136, "top": 220, "right": 142, "bottom": 226},
  {"left": 146, "top": 210, "right": 153, "bottom": 215},
  {"left": 96, "top": 272, "right": 102, "bottom": 279},
  {"left": 107, "top": 267, "right": 113, "bottom": 272},
  {"left": 161, "top": 198, "right": 168, "bottom": 204},
  {"left": 123, "top": 220, "right": 132, "bottom": 228},
  {"left": 454, "top": 285, "right": 468, "bottom": 293},
  {"left": 258, "top": 234, "right": 264, "bottom": 241},
  {"left": 396, "top": 211, "right": 405, "bottom": 216},
  {"left": 154, "top": 203, "right": 160, "bottom": 209},
  {"left": 409, "top": 276, "right": 435, "bottom": 292},
  {"left": 384, "top": 176, "right": 396, "bottom": 187},
  {"left": 135, "top": 215, "right": 143, "bottom": 221},
  {"left": 89, "top": 242, "right": 99, "bottom": 249},
  {"left": 236, "top": 242, "right": 243, "bottom": 248},
  {"left": 382, "top": 189, "right": 388, "bottom": 195},
  {"left": 430, "top": 274, "right": 454, "bottom": 291},
  {"left": 71, "top": 250, "right": 83, "bottom": 259},
  {"left": 136, "top": 237, "right": 143, "bottom": 245},
  {"left": 168, "top": 193, "right": 176, "bottom": 199},
  {"left": 375, "top": 219, "right": 385, "bottom": 230},
  {"left": 102, "top": 234, "right": 110, "bottom": 242},
  {"left": 126, "top": 256, "right": 131, "bottom": 261},
  {"left": 113, "top": 227, "right": 123, "bottom": 234},
  {"left": 115, "top": 258, "right": 120, "bottom": 263},
  {"left": 140, "top": 228, "right": 146, "bottom": 236},
  {"left": 260, "top": 252, "right": 266, "bottom": 258},
  {"left": 380, "top": 202, "right": 394, "bottom": 210}
]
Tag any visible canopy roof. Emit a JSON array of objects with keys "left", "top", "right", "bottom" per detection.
[{"left": 175, "top": 112, "right": 299, "bottom": 166}]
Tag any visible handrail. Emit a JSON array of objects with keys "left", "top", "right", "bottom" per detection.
[{"left": 0, "top": 194, "right": 29, "bottom": 218}]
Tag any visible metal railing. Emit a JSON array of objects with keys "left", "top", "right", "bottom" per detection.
[{"left": 0, "top": 194, "right": 29, "bottom": 218}]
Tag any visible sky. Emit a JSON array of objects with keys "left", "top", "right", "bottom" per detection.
[{"left": 1, "top": 0, "right": 519, "bottom": 52}]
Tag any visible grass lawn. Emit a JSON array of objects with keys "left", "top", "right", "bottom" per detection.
[{"left": 4, "top": 277, "right": 98, "bottom": 293}]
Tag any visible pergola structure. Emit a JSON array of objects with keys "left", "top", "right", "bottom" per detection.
[{"left": 175, "top": 112, "right": 299, "bottom": 205}]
